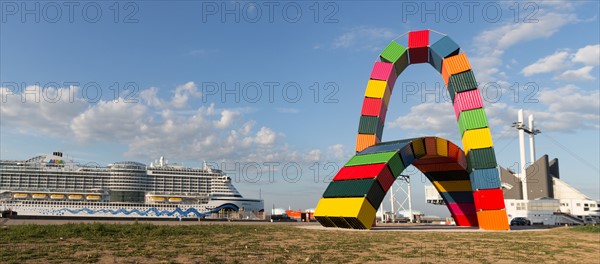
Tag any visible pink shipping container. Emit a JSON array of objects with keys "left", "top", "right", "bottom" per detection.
[
  {"left": 370, "top": 62, "right": 397, "bottom": 89},
  {"left": 453, "top": 89, "right": 484, "bottom": 120},
  {"left": 448, "top": 202, "right": 476, "bottom": 216}
]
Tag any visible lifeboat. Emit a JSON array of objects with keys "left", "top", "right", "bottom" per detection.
[
  {"left": 13, "top": 193, "right": 28, "bottom": 199},
  {"left": 169, "top": 197, "right": 182, "bottom": 202},
  {"left": 50, "top": 194, "right": 65, "bottom": 199},
  {"left": 150, "top": 196, "right": 165, "bottom": 202},
  {"left": 32, "top": 193, "right": 47, "bottom": 199},
  {"left": 86, "top": 195, "right": 101, "bottom": 200},
  {"left": 68, "top": 194, "right": 83, "bottom": 200}
]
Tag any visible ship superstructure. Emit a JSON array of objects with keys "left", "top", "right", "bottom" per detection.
[{"left": 0, "top": 152, "right": 264, "bottom": 219}]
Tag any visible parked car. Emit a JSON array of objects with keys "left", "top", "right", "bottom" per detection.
[
  {"left": 510, "top": 217, "right": 531, "bottom": 226},
  {"left": 270, "top": 214, "right": 297, "bottom": 222}
]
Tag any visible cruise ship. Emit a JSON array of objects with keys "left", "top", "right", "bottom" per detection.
[{"left": 0, "top": 152, "right": 264, "bottom": 219}]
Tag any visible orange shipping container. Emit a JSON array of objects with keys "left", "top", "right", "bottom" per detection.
[
  {"left": 441, "top": 53, "right": 472, "bottom": 85},
  {"left": 476, "top": 209, "right": 510, "bottom": 230},
  {"left": 356, "top": 134, "right": 379, "bottom": 152}
]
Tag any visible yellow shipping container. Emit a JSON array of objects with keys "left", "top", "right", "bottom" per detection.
[
  {"left": 462, "top": 128, "right": 493, "bottom": 154},
  {"left": 436, "top": 137, "right": 448, "bottom": 157},
  {"left": 433, "top": 180, "right": 472, "bottom": 192},
  {"left": 364, "top": 80, "right": 391, "bottom": 108},
  {"left": 314, "top": 197, "right": 376, "bottom": 229}
]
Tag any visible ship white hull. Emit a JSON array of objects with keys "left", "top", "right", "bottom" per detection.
[{"left": 1, "top": 198, "right": 264, "bottom": 219}]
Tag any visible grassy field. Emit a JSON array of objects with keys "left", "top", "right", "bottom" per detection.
[{"left": 0, "top": 222, "right": 598, "bottom": 263}]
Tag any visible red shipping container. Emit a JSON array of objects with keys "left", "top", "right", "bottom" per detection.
[
  {"left": 424, "top": 137, "right": 437, "bottom": 157},
  {"left": 412, "top": 156, "right": 455, "bottom": 165},
  {"left": 361, "top": 97, "right": 383, "bottom": 117},
  {"left": 370, "top": 62, "right": 397, "bottom": 89},
  {"left": 447, "top": 141, "right": 461, "bottom": 161},
  {"left": 408, "top": 30, "right": 429, "bottom": 64},
  {"left": 453, "top": 214, "right": 478, "bottom": 227},
  {"left": 473, "top": 188, "right": 506, "bottom": 211},
  {"left": 453, "top": 89, "right": 484, "bottom": 120},
  {"left": 448, "top": 202, "right": 476, "bottom": 216},
  {"left": 415, "top": 162, "right": 465, "bottom": 172},
  {"left": 332, "top": 163, "right": 395, "bottom": 192}
]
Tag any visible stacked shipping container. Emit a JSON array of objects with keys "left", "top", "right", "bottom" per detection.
[{"left": 315, "top": 30, "right": 509, "bottom": 231}]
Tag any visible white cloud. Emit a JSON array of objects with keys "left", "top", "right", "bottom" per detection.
[
  {"left": 387, "top": 102, "right": 456, "bottom": 140},
  {"left": 331, "top": 26, "right": 397, "bottom": 51},
  {"left": 0, "top": 85, "right": 87, "bottom": 136},
  {"left": 521, "top": 51, "right": 570, "bottom": 76},
  {"left": 327, "top": 144, "right": 347, "bottom": 160},
  {"left": 387, "top": 85, "right": 599, "bottom": 139},
  {"left": 555, "top": 66, "right": 595, "bottom": 81},
  {"left": 538, "top": 85, "right": 599, "bottom": 113},
  {"left": 1, "top": 83, "right": 326, "bottom": 165},
  {"left": 171, "top": 81, "right": 201, "bottom": 108},
  {"left": 254, "top": 127, "right": 276, "bottom": 145},
  {"left": 472, "top": 11, "right": 577, "bottom": 83},
  {"left": 520, "top": 44, "right": 599, "bottom": 80},
  {"left": 572, "top": 44, "right": 600, "bottom": 66},
  {"left": 70, "top": 99, "right": 149, "bottom": 141},
  {"left": 214, "top": 109, "right": 240, "bottom": 128}
]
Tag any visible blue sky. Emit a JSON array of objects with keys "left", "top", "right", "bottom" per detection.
[{"left": 1, "top": 1, "right": 599, "bottom": 216}]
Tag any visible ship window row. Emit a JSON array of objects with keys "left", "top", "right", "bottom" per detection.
[{"left": 13, "top": 200, "right": 184, "bottom": 209}]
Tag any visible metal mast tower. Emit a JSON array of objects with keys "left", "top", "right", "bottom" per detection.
[
  {"left": 512, "top": 109, "right": 541, "bottom": 200},
  {"left": 389, "top": 174, "right": 413, "bottom": 223}
]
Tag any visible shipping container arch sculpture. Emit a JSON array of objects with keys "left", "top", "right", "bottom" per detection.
[{"left": 314, "top": 30, "right": 510, "bottom": 230}]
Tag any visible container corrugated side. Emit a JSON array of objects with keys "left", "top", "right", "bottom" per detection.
[
  {"left": 416, "top": 162, "right": 466, "bottom": 173},
  {"left": 458, "top": 108, "right": 488, "bottom": 136},
  {"left": 433, "top": 180, "right": 472, "bottom": 192},
  {"left": 358, "top": 139, "right": 412, "bottom": 155},
  {"left": 411, "top": 138, "right": 426, "bottom": 158},
  {"left": 453, "top": 214, "right": 478, "bottom": 226},
  {"left": 333, "top": 163, "right": 386, "bottom": 181},
  {"left": 425, "top": 170, "right": 470, "bottom": 182},
  {"left": 441, "top": 53, "right": 472, "bottom": 85},
  {"left": 473, "top": 188, "right": 505, "bottom": 210},
  {"left": 313, "top": 197, "right": 376, "bottom": 229},
  {"left": 370, "top": 62, "right": 397, "bottom": 88},
  {"left": 355, "top": 133, "right": 378, "bottom": 153},
  {"left": 360, "top": 97, "right": 383, "bottom": 117},
  {"left": 469, "top": 168, "right": 502, "bottom": 190},
  {"left": 440, "top": 191, "right": 474, "bottom": 204},
  {"left": 346, "top": 151, "right": 398, "bottom": 167},
  {"left": 448, "top": 202, "right": 477, "bottom": 216},
  {"left": 436, "top": 137, "right": 449, "bottom": 157},
  {"left": 322, "top": 179, "right": 385, "bottom": 209},
  {"left": 462, "top": 127, "right": 494, "bottom": 154},
  {"left": 466, "top": 147, "right": 497, "bottom": 170},
  {"left": 448, "top": 70, "right": 478, "bottom": 102},
  {"left": 429, "top": 35, "right": 460, "bottom": 72},
  {"left": 408, "top": 30, "right": 430, "bottom": 64},
  {"left": 379, "top": 41, "right": 409, "bottom": 75},
  {"left": 358, "top": 115, "right": 382, "bottom": 136},
  {"left": 476, "top": 209, "right": 510, "bottom": 230},
  {"left": 424, "top": 137, "right": 438, "bottom": 157},
  {"left": 453, "top": 89, "right": 484, "bottom": 120}
]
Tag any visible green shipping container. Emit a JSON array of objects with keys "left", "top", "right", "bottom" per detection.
[
  {"left": 358, "top": 115, "right": 383, "bottom": 138},
  {"left": 466, "top": 147, "right": 497, "bottom": 171},
  {"left": 322, "top": 179, "right": 385, "bottom": 210},
  {"left": 458, "top": 108, "right": 488, "bottom": 136},
  {"left": 448, "top": 70, "right": 477, "bottom": 102},
  {"left": 346, "top": 150, "right": 404, "bottom": 177},
  {"left": 380, "top": 41, "right": 409, "bottom": 75}
]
